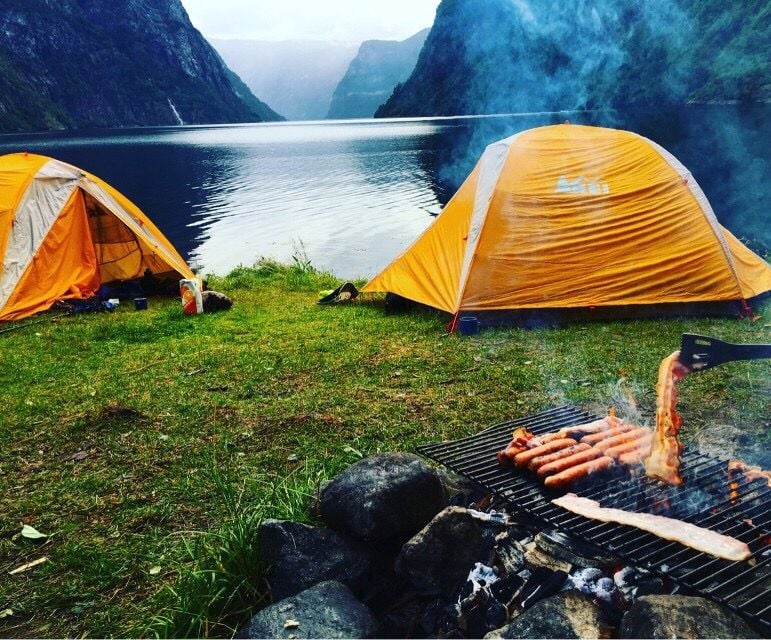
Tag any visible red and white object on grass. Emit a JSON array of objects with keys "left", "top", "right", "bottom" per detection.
[{"left": 180, "top": 278, "right": 203, "bottom": 314}]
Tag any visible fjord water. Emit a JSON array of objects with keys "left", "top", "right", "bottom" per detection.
[{"left": 0, "top": 105, "right": 767, "bottom": 278}]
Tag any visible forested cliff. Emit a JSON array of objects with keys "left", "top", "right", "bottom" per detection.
[
  {"left": 376, "top": 0, "right": 770, "bottom": 117},
  {"left": 0, "top": 0, "right": 282, "bottom": 133}
]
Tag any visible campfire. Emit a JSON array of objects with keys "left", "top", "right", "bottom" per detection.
[
  {"left": 240, "top": 334, "right": 769, "bottom": 639},
  {"left": 419, "top": 404, "right": 771, "bottom": 636}
]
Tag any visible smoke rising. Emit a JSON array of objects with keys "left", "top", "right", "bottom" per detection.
[{"left": 389, "top": 0, "right": 769, "bottom": 251}]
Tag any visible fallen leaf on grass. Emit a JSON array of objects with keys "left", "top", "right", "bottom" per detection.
[
  {"left": 0, "top": 609, "right": 12, "bottom": 618},
  {"left": 9, "top": 556, "right": 48, "bottom": 575},
  {"left": 21, "top": 525, "right": 46, "bottom": 540},
  {"left": 149, "top": 565, "right": 162, "bottom": 575}
]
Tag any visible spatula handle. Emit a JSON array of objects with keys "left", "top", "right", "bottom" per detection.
[{"left": 728, "top": 343, "right": 771, "bottom": 362}]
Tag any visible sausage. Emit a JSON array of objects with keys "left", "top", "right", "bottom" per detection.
[
  {"left": 536, "top": 431, "right": 579, "bottom": 444},
  {"left": 594, "top": 427, "right": 652, "bottom": 452},
  {"left": 580, "top": 422, "right": 637, "bottom": 445},
  {"left": 513, "top": 438, "right": 577, "bottom": 468},
  {"left": 537, "top": 447, "right": 603, "bottom": 478},
  {"left": 497, "top": 441, "right": 529, "bottom": 466},
  {"left": 544, "top": 456, "right": 614, "bottom": 489},
  {"left": 528, "top": 443, "right": 592, "bottom": 471},
  {"left": 619, "top": 444, "right": 653, "bottom": 466},
  {"left": 604, "top": 435, "right": 653, "bottom": 460}
]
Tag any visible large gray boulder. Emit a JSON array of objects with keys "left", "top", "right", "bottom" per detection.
[
  {"left": 395, "top": 506, "right": 503, "bottom": 596},
  {"left": 319, "top": 453, "right": 447, "bottom": 541},
  {"left": 239, "top": 581, "right": 380, "bottom": 639},
  {"left": 484, "top": 591, "right": 608, "bottom": 639},
  {"left": 619, "top": 595, "right": 759, "bottom": 639},
  {"left": 259, "top": 520, "right": 372, "bottom": 601}
]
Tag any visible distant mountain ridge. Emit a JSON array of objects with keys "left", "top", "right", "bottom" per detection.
[
  {"left": 0, "top": 0, "right": 282, "bottom": 133},
  {"left": 376, "top": 0, "right": 770, "bottom": 118},
  {"left": 213, "top": 39, "right": 359, "bottom": 121},
  {"left": 327, "top": 29, "right": 429, "bottom": 119}
]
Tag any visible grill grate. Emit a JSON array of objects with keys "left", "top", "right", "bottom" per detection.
[{"left": 418, "top": 405, "right": 771, "bottom": 633}]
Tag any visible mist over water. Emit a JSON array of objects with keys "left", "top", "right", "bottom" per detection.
[{"left": 0, "top": 105, "right": 767, "bottom": 278}]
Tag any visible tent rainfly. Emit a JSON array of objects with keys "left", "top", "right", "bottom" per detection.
[
  {"left": 363, "top": 124, "right": 771, "bottom": 319},
  {"left": 0, "top": 153, "right": 194, "bottom": 321}
]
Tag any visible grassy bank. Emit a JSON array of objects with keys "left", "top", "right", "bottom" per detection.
[{"left": 1, "top": 261, "right": 769, "bottom": 637}]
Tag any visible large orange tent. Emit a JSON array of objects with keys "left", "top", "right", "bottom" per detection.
[
  {"left": 0, "top": 153, "right": 194, "bottom": 321},
  {"left": 363, "top": 124, "right": 771, "bottom": 320}
]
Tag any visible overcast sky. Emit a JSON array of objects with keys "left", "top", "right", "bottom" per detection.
[{"left": 182, "top": 0, "right": 441, "bottom": 42}]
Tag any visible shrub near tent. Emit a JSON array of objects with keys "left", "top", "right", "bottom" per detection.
[
  {"left": 363, "top": 124, "right": 771, "bottom": 319},
  {"left": 0, "top": 153, "right": 195, "bottom": 321}
]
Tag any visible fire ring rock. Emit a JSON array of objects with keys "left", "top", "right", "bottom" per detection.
[
  {"left": 395, "top": 506, "right": 503, "bottom": 597},
  {"left": 238, "top": 581, "right": 380, "bottom": 639},
  {"left": 619, "top": 595, "right": 760, "bottom": 639},
  {"left": 259, "top": 520, "right": 373, "bottom": 601},
  {"left": 484, "top": 591, "right": 608, "bottom": 639},
  {"left": 319, "top": 453, "right": 447, "bottom": 541}
]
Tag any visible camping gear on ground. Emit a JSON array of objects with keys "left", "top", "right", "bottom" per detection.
[
  {"left": 679, "top": 333, "right": 771, "bottom": 372},
  {"left": 457, "top": 315, "right": 480, "bottom": 336},
  {"left": 133, "top": 297, "right": 148, "bottom": 311},
  {"left": 363, "top": 124, "right": 771, "bottom": 323},
  {"left": 0, "top": 153, "right": 195, "bottom": 321},
  {"left": 180, "top": 278, "right": 204, "bottom": 314},
  {"left": 317, "top": 282, "right": 359, "bottom": 305}
]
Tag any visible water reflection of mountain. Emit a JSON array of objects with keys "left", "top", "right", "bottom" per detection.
[
  {"left": 0, "top": 109, "right": 766, "bottom": 279},
  {"left": 417, "top": 105, "right": 770, "bottom": 254}
]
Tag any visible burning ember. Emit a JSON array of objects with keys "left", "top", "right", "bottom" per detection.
[{"left": 643, "top": 351, "right": 690, "bottom": 485}]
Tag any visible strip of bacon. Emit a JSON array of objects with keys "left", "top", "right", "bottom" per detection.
[
  {"left": 553, "top": 494, "right": 751, "bottom": 562},
  {"left": 645, "top": 351, "right": 690, "bottom": 485}
]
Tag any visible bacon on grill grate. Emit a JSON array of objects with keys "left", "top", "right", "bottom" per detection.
[{"left": 553, "top": 494, "right": 752, "bottom": 561}]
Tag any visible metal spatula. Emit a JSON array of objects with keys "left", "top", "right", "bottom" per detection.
[{"left": 679, "top": 333, "right": 771, "bottom": 372}]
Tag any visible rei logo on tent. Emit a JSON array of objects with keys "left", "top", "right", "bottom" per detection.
[{"left": 556, "top": 175, "right": 610, "bottom": 195}]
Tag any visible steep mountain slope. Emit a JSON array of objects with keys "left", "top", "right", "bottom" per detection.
[
  {"left": 0, "top": 0, "right": 282, "bottom": 133},
  {"left": 327, "top": 29, "right": 429, "bottom": 119},
  {"left": 213, "top": 39, "right": 359, "bottom": 120},
  {"left": 376, "top": 0, "right": 770, "bottom": 117}
]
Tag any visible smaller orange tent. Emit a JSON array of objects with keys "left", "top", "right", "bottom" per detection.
[
  {"left": 363, "top": 124, "right": 771, "bottom": 317},
  {"left": 0, "top": 153, "right": 195, "bottom": 321}
]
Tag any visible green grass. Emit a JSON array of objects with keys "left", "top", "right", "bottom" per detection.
[{"left": 1, "top": 260, "right": 769, "bottom": 637}]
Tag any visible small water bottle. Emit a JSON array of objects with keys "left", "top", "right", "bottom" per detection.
[{"left": 179, "top": 278, "right": 203, "bottom": 314}]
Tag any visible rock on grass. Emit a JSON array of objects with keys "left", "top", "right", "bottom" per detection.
[
  {"left": 319, "top": 453, "right": 446, "bottom": 542},
  {"left": 238, "top": 581, "right": 380, "bottom": 639},
  {"left": 259, "top": 520, "right": 372, "bottom": 600}
]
